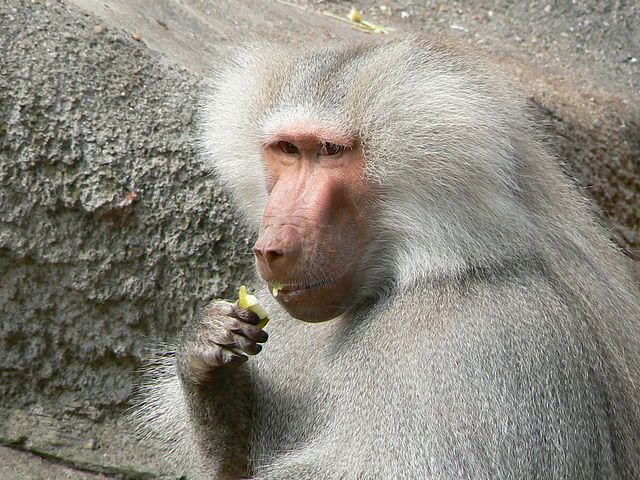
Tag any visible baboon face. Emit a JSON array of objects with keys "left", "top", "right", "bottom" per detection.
[{"left": 253, "top": 131, "right": 373, "bottom": 322}]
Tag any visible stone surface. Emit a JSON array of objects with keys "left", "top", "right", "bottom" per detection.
[
  {"left": 0, "top": 0, "right": 253, "bottom": 415},
  {"left": 1, "top": 406, "right": 177, "bottom": 478},
  {"left": 0, "top": 446, "right": 108, "bottom": 480}
]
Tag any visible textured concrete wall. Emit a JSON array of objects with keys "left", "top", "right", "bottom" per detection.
[{"left": 0, "top": 0, "right": 254, "bottom": 416}]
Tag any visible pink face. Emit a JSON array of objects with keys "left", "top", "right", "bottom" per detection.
[{"left": 254, "top": 126, "right": 373, "bottom": 322}]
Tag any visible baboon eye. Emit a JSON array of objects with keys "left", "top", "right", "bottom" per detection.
[
  {"left": 278, "top": 142, "right": 299, "bottom": 155},
  {"left": 318, "top": 142, "right": 344, "bottom": 156}
]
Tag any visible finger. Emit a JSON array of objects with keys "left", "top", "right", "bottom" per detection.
[
  {"left": 202, "top": 301, "right": 235, "bottom": 318},
  {"left": 209, "top": 327, "right": 235, "bottom": 347},
  {"left": 220, "top": 347, "right": 248, "bottom": 366},
  {"left": 215, "top": 332, "right": 262, "bottom": 356},
  {"left": 231, "top": 332, "right": 262, "bottom": 355},
  {"left": 231, "top": 304, "right": 261, "bottom": 325},
  {"left": 230, "top": 322, "right": 268, "bottom": 343}
]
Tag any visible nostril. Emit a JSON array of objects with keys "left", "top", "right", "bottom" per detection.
[
  {"left": 253, "top": 246, "right": 284, "bottom": 267},
  {"left": 263, "top": 248, "right": 284, "bottom": 265}
]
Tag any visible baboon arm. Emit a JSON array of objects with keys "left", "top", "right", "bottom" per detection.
[
  {"left": 178, "top": 359, "right": 254, "bottom": 479},
  {"left": 135, "top": 349, "right": 255, "bottom": 480}
]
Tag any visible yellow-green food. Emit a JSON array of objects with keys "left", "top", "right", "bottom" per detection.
[
  {"left": 238, "top": 285, "right": 269, "bottom": 329},
  {"left": 348, "top": 8, "right": 363, "bottom": 22},
  {"left": 271, "top": 282, "right": 285, "bottom": 297}
]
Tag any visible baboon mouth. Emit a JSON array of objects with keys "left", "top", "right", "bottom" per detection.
[{"left": 272, "top": 280, "right": 331, "bottom": 299}]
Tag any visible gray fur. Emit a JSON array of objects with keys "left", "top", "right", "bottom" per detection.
[{"left": 133, "top": 37, "right": 640, "bottom": 479}]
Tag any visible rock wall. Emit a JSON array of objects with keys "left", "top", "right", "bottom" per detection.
[{"left": 1, "top": 0, "right": 255, "bottom": 417}]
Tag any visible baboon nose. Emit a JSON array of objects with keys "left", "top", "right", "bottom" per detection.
[{"left": 253, "top": 226, "right": 300, "bottom": 278}]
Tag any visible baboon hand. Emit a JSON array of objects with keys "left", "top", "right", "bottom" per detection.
[{"left": 178, "top": 301, "right": 268, "bottom": 385}]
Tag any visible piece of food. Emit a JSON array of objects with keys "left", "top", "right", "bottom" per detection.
[
  {"left": 348, "top": 8, "right": 363, "bottom": 22},
  {"left": 238, "top": 285, "right": 269, "bottom": 329},
  {"left": 271, "top": 282, "right": 285, "bottom": 297}
]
